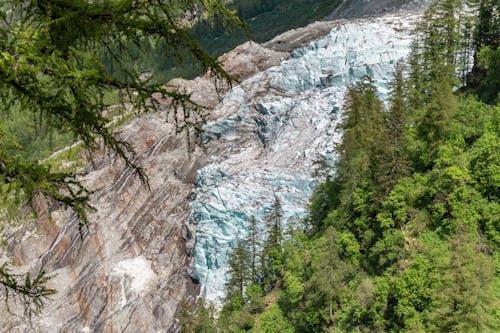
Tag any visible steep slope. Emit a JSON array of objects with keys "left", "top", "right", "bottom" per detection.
[
  {"left": 326, "top": 0, "right": 429, "bottom": 19},
  {"left": 0, "top": 9, "right": 422, "bottom": 333},
  {"left": 0, "top": 36, "right": 285, "bottom": 333},
  {"left": 190, "top": 12, "right": 420, "bottom": 302},
  {"left": 1, "top": 112, "right": 203, "bottom": 332}
]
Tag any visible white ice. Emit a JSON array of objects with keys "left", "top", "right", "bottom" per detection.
[{"left": 190, "top": 12, "right": 420, "bottom": 302}]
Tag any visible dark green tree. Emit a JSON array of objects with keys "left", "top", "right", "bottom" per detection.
[
  {"left": 261, "top": 195, "right": 284, "bottom": 291},
  {"left": 373, "top": 62, "right": 411, "bottom": 199},
  {"left": 437, "top": 225, "right": 497, "bottom": 332},
  {"left": 224, "top": 240, "right": 250, "bottom": 311},
  {"left": 245, "top": 215, "right": 261, "bottom": 285},
  {"left": 177, "top": 298, "right": 218, "bottom": 333},
  {"left": 336, "top": 77, "right": 385, "bottom": 208},
  {"left": 417, "top": 76, "right": 458, "bottom": 166},
  {"left": 407, "top": 0, "right": 463, "bottom": 99},
  {"left": 474, "top": 0, "right": 500, "bottom": 49},
  {"left": 220, "top": 240, "right": 256, "bottom": 331},
  {"left": 306, "top": 175, "right": 341, "bottom": 233},
  {"left": 309, "top": 228, "right": 360, "bottom": 330}
]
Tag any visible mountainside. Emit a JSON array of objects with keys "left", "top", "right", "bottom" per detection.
[
  {"left": 127, "top": 0, "right": 427, "bottom": 82},
  {"left": 326, "top": 0, "right": 429, "bottom": 19},
  {"left": 191, "top": 12, "right": 420, "bottom": 302},
  {"left": 0, "top": 8, "right": 425, "bottom": 333}
]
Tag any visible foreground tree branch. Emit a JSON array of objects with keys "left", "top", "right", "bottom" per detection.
[{"left": 0, "top": 0, "right": 243, "bottom": 314}]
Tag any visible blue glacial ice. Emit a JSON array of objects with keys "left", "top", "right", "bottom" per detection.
[{"left": 190, "top": 13, "right": 420, "bottom": 302}]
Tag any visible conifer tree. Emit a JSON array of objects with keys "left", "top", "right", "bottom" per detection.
[
  {"left": 336, "top": 77, "right": 385, "bottom": 207},
  {"left": 407, "top": 0, "right": 463, "bottom": 99},
  {"left": 438, "top": 225, "right": 496, "bottom": 331},
  {"left": 177, "top": 298, "right": 218, "bottom": 333},
  {"left": 245, "top": 215, "right": 261, "bottom": 285},
  {"left": 261, "top": 196, "right": 284, "bottom": 291},
  {"left": 474, "top": 0, "right": 500, "bottom": 49},
  {"left": 224, "top": 240, "right": 250, "bottom": 311},
  {"left": 373, "top": 63, "right": 410, "bottom": 198},
  {"left": 467, "top": 0, "right": 500, "bottom": 101},
  {"left": 418, "top": 76, "right": 458, "bottom": 165}
]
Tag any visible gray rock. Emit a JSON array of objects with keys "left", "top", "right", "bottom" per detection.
[{"left": 0, "top": 7, "right": 424, "bottom": 332}]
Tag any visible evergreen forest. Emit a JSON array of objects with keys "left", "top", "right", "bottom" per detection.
[{"left": 179, "top": 0, "right": 500, "bottom": 331}]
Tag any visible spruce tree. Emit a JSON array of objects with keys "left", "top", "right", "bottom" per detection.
[
  {"left": 438, "top": 225, "right": 496, "bottom": 331},
  {"left": 245, "top": 215, "right": 261, "bottom": 285},
  {"left": 224, "top": 240, "right": 250, "bottom": 311},
  {"left": 261, "top": 196, "right": 284, "bottom": 291},
  {"left": 336, "top": 77, "right": 385, "bottom": 208},
  {"left": 418, "top": 76, "right": 458, "bottom": 165},
  {"left": 177, "top": 298, "right": 218, "bottom": 333},
  {"left": 373, "top": 62, "right": 411, "bottom": 198},
  {"left": 474, "top": 0, "right": 500, "bottom": 49},
  {"left": 407, "top": 0, "right": 463, "bottom": 101}
]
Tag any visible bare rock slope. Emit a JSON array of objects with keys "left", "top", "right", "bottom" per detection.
[
  {"left": 0, "top": 31, "right": 288, "bottom": 333},
  {"left": 0, "top": 9, "right": 421, "bottom": 333}
]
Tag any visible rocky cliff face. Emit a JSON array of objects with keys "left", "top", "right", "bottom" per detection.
[
  {"left": 0, "top": 31, "right": 286, "bottom": 333},
  {"left": 2, "top": 112, "right": 202, "bottom": 332},
  {"left": 1, "top": 9, "right": 421, "bottom": 333},
  {"left": 191, "top": 12, "right": 420, "bottom": 303}
]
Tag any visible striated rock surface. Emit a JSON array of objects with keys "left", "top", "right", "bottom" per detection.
[
  {"left": 0, "top": 9, "right": 422, "bottom": 333},
  {"left": 1, "top": 112, "right": 203, "bottom": 332},
  {"left": 190, "top": 12, "right": 420, "bottom": 302},
  {"left": 0, "top": 17, "right": 317, "bottom": 333}
]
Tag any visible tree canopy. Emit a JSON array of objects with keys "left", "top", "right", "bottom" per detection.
[{"left": 182, "top": 0, "right": 500, "bottom": 331}]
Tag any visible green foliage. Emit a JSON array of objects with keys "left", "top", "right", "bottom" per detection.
[
  {"left": 177, "top": 298, "right": 219, "bottom": 333},
  {"left": 256, "top": 304, "right": 294, "bottom": 333},
  {"left": 224, "top": 240, "right": 250, "bottom": 312},
  {"left": 373, "top": 62, "right": 411, "bottom": 198},
  {"left": 0, "top": 263, "right": 55, "bottom": 319},
  {"left": 306, "top": 176, "right": 341, "bottom": 232},
  {"left": 186, "top": 2, "right": 500, "bottom": 332},
  {"left": 465, "top": 0, "right": 499, "bottom": 102},
  {"left": 276, "top": 1, "right": 500, "bottom": 328},
  {"left": 336, "top": 77, "right": 385, "bottom": 208},
  {"left": 246, "top": 216, "right": 262, "bottom": 285},
  {"left": 475, "top": 45, "right": 500, "bottom": 103},
  {"left": 0, "top": 0, "right": 242, "bottom": 316},
  {"left": 261, "top": 196, "right": 285, "bottom": 291},
  {"left": 245, "top": 283, "right": 265, "bottom": 313}
]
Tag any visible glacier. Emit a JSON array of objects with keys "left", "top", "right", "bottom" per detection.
[{"left": 190, "top": 12, "right": 420, "bottom": 302}]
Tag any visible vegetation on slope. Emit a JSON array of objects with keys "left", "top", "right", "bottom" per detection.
[
  {"left": 108, "top": 0, "right": 343, "bottom": 83},
  {"left": 179, "top": 0, "right": 500, "bottom": 331},
  {"left": 0, "top": 0, "right": 374, "bottom": 316}
]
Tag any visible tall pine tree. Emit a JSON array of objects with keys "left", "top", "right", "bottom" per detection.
[
  {"left": 245, "top": 215, "right": 261, "bottom": 285},
  {"left": 373, "top": 62, "right": 411, "bottom": 198},
  {"left": 261, "top": 196, "right": 284, "bottom": 291},
  {"left": 224, "top": 240, "right": 250, "bottom": 311},
  {"left": 336, "top": 77, "right": 385, "bottom": 208}
]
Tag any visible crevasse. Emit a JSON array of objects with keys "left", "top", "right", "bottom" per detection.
[{"left": 190, "top": 13, "right": 420, "bottom": 302}]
